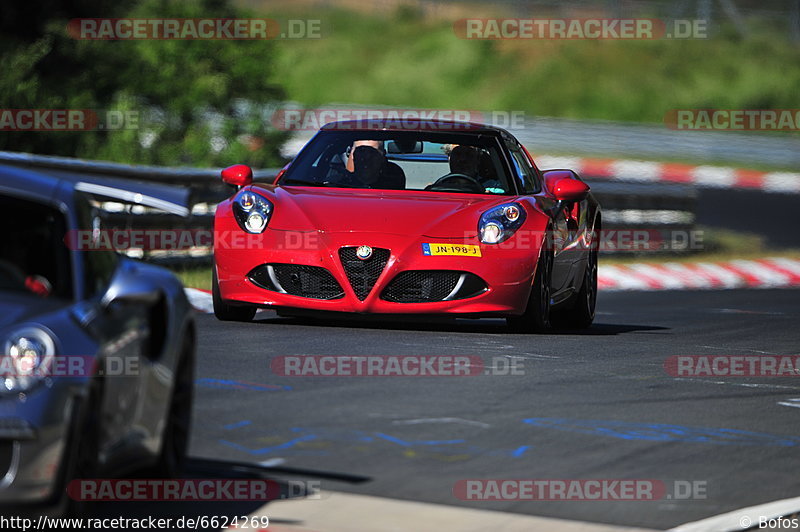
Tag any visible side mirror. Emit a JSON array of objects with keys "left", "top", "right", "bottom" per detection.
[
  {"left": 542, "top": 170, "right": 590, "bottom": 202},
  {"left": 101, "top": 263, "right": 160, "bottom": 309},
  {"left": 221, "top": 164, "right": 253, "bottom": 187}
]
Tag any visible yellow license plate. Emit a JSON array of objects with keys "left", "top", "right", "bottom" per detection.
[{"left": 422, "top": 243, "right": 482, "bottom": 257}]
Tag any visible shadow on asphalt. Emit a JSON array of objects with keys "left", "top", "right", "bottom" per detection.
[
  {"left": 552, "top": 323, "right": 670, "bottom": 335},
  {"left": 252, "top": 312, "right": 669, "bottom": 336}
]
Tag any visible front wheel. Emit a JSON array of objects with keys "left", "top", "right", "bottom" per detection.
[
  {"left": 61, "top": 377, "right": 104, "bottom": 516},
  {"left": 507, "top": 245, "right": 553, "bottom": 334},
  {"left": 212, "top": 269, "right": 256, "bottom": 322},
  {"left": 155, "top": 336, "right": 194, "bottom": 478}
]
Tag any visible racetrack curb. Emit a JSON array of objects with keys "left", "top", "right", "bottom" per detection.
[
  {"left": 600, "top": 256, "right": 800, "bottom": 291},
  {"left": 185, "top": 287, "right": 214, "bottom": 313},
  {"left": 536, "top": 155, "right": 800, "bottom": 194}
]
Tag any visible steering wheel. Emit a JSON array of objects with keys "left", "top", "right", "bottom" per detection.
[{"left": 425, "top": 173, "right": 485, "bottom": 194}]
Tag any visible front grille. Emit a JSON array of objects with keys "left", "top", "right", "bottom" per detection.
[
  {"left": 381, "top": 271, "right": 487, "bottom": 303},
  {"left": 248, "top": 264, "right": 344, "bottom": 300},
  {"left": 339, "top": 247, "right": 390, "bottom": 300}
]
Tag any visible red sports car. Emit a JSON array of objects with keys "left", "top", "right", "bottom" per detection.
[{"left": 213, "top": 119, "right": 600, "bottom": 332}]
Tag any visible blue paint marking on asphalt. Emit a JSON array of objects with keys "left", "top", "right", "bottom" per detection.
[
  {"left": 523, "top": 418, "right": 800, "bottom": 446},
  {"left": 196, "top": 378, "right": 292, "bottom": 392},
  {"left": 223, "top": 420, "right": 252, "bottom": 430},
  {"left": 510, "top": 445, "right": 532, "bottom": 457},
  {"left": 373, "top": 433, "right": 465, "bottom": 447}
]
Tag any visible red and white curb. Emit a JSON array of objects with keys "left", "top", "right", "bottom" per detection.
[
  {"left": 536, "top": 155, "right": 800, "bottom": 194},
  {"left": 600, "top": 257, "right": 800, "bottom": 291},
  {"left": 184, "top": 257, "right": 800, "bottom": 313},
  {"left": 185, "top": 287, "right": 213, "bottom": 313}
]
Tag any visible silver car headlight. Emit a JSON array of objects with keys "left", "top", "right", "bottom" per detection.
[
  {"left": 479, "top": 203, "right": 527, "bottom": 244},
  {"left": 233, "top": 190, "right": 273, "bottom": 234},
  {"left": 2, "top": 327, "right": 56, "bottom": 393}
]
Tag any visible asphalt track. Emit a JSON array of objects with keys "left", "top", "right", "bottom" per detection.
[{"left": 186, "top": 288, "right": 800, "bottom": 530}]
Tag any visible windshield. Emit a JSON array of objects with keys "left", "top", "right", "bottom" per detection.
[
  {"left": 0, "top": 194, "right": 73, "bottom": 300},
  {"left": 281, "top": 131, "right": 515, "bottom": 195}
]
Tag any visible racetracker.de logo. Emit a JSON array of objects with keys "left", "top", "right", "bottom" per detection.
[
  {"left": 67, "top": 478, "right": 319, "bottom": 501},
  {"left": 453, "top": 479, "right": 707, "bottom": 501},
  {"left": 67, "top": 18, "right": 323, "bottom": 40},
  {"left": 0, "top": 355, "right": 138, "bottom": 378},
  {"left": 664, "top": 355, "right": 800, "bottom": 377},
  {"left": 271, "top": 355, "right": 485, "bottom": 377},
  {"left": 453, "top": 18, "right": 708, "bottom": 40},
  {"left": 0, "top": 109, "right": 138, "bottom": 131},
  {"left": 270, "top": 109, "right": 526, "bottom": 131},
  {"left": 665, "top": 109, "right": 800, "bottom": 131}
]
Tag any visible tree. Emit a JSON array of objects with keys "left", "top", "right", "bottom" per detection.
[{"left": 0, "top": 0, "right": 288, "bottom": 168}]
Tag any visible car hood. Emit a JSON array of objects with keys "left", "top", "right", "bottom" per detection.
[
  {"left": 258, "top": 186, "right": 518, "bottom": 238},
  {"left": 0, "top": 291, "right": 72, "bottom": 329}
]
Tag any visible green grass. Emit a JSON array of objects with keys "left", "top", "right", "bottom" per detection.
[
  {"left": 174, "top": 266, "right": 212, "bottom": 291},
  {"left": 262, "top": 7, "right": 800, "bottom": 130}
]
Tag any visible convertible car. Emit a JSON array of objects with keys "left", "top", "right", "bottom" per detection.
[
  {"left": 213, "top": 119, "right": 601, "bottom": 332},
  {"left": 0, "top": 165, "right": 195, "bottom": 508}
]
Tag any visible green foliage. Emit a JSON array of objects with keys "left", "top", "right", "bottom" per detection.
[
  {"left": 272, "top": 8, "right": 800, "bottom": 124},
  {"left": 0, "top": 0, "right": 288, "bottom": 167}
]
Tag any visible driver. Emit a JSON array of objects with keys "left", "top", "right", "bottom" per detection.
[
  {"left": 444, "top": 145, "right": 505, "bottom": 193},
  {"left": 447, "top": 145, "right": 481, "bottom": 178}
]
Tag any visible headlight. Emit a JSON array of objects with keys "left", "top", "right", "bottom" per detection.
[
  {"left": 2, "top": 327, "right": 55, "bottom": 393},
  {"left": 233, "top": 190, "right": 273, "bottom": 234},
  {"left": 479, "top": 202, "right": 527, "bottom": 244}
]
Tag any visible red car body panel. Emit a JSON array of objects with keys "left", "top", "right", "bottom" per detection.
[{"left": 215, "top": 186, "right": 549, "bottom": 315}]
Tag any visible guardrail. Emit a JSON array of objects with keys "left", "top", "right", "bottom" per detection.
[{"left": 0, "top": 150, "right": 696, "bottom": 260}]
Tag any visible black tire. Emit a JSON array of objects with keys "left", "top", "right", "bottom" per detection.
[
  {"left": 507, "top": 243, "right": 553, "bottom": 334},
  {"left": 64, "top": 378, "right": 104, "bottom": 516},
  {"left": 155, "top": 336, "right": 194, "bottom": 478},
  {"left": 212, "top": 268, "right": 256, "bottom": 322},
  {"left": 552, "top": 247, "right": 598, "bottom": 330}
]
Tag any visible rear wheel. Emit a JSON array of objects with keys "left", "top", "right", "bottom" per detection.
[
  {"left": 212, "top": 269, "right": 256, "bottom": 322},
  {"left": 507, "top": 244, "right": 553, "bottom": 334},
  {"left": 552, "top": 248, "right": 597, "bottom": 330}
]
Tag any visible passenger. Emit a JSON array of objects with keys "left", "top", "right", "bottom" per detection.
[
  {"left": 346, "top": 140, "right": 384, "bottom": 173},
  {"left": 341, "top": 140, "right": 406, "bottom": 189}
]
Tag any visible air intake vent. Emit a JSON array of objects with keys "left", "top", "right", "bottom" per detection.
[
  {"left": 338, "top": 247, "right": 390, "bottom": 300},
  {"left": 248, "top": 264, "right": 344, "bottom": 300},
  {"left": 381, "top": 271, "right": 487, "bottom": 303}
]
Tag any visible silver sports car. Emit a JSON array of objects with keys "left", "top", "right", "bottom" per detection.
[{"left": 0, "top": 165, "right": 195, "bottom": 509}]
